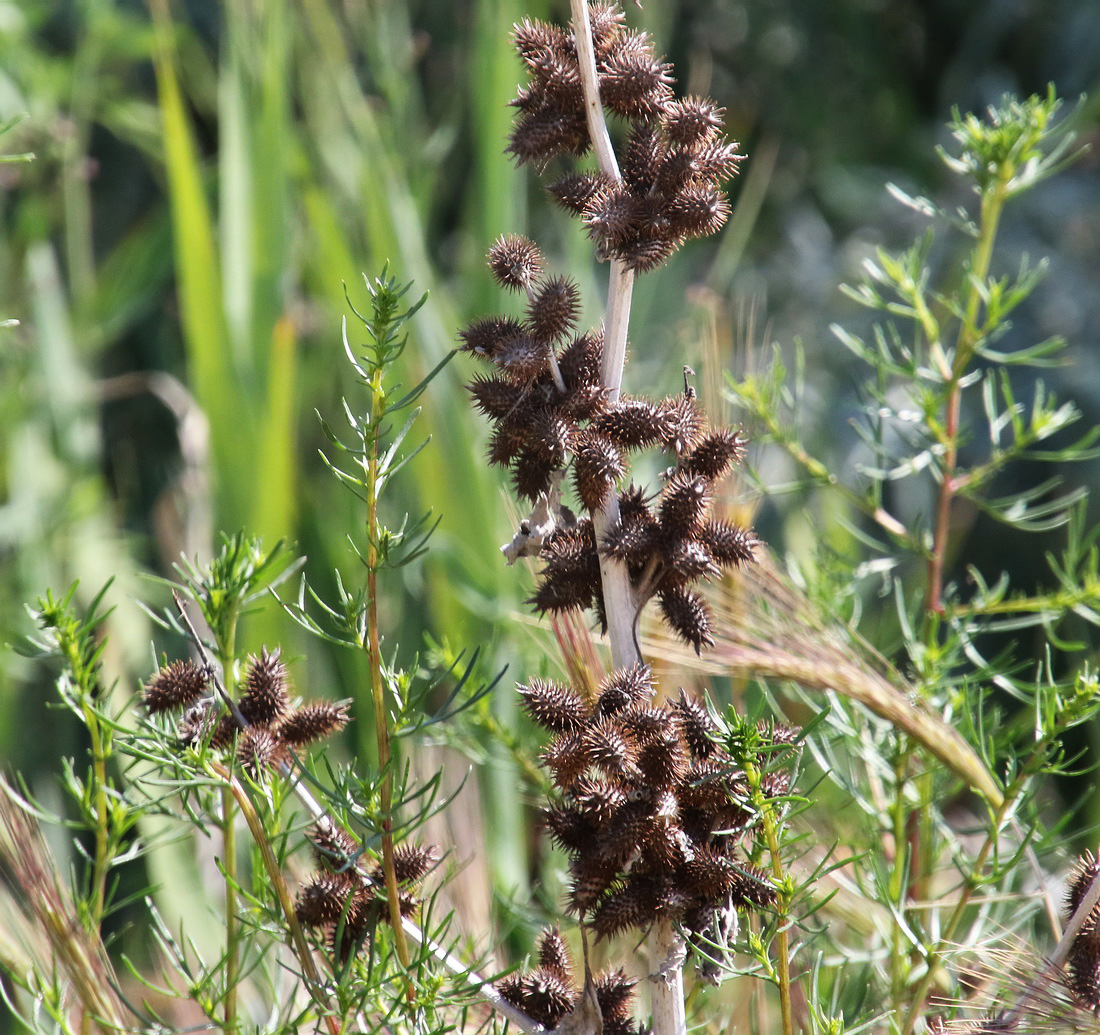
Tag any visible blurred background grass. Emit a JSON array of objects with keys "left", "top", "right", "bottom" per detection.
[{"left": 2, "top": 0, "right": 1100, "bottom": 983}]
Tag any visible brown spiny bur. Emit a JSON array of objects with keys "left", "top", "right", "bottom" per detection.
[
  {"left": 277, "top": 702, "right": 350, "bottom": 748},
  {"left": 658, "top": 585, "right": 714, "bottom": 653},
  {"left": 681, "top": 428, "right": 747, "bottom": 480},
  {"left": 458, "top": 315, "right": 525, "bottom": 359},
  {"left": 527, "top": 666, "right": 794, "bottom": 949},
  {"left": 144, "top": 646, "right": 352, "bottom": 777},
  {"left": 297, "top": 832, "right": 437, "bottom": 963},
  {"left": 239, "top": 647, "right": 290, "bottom": 725},
  {"left": 658, "top": 395, "right": 707, "bottom": 455},
  {"left": 144, "top": 659, "right": 209, "bottom": 714},
  {"left": 527, "top": 275, "right": 581, "bottom": 344},
  {"left": 659, "top": 472, "right": 712, "bottom": 540},
  {"left": 675, "top": 691, "right": 718, "bottom": 758},
  {"left": 295, "top": 873, "right": 360, "bottom": 928},
  {"left": 519, "top": 677, "right": 589, "bottom": 733},
  {"left": 237, "top": 726, "right": 289, "bottom": 777},
  {"left": 1066, "top": 850, "right": 1100, "bottom": 937},
  {"left": 496, "top": 928, "right": 645, "bottom": 1035},
  {"left": 1065, "top": 850, "right": 1100, "bottom": 1010},
  {"left": 592, "top": 397, "right": 668, "bottom": 449},
  {"left": 595, "top": 663, "right": 653, "bottom": 716},
  {"left": 664, "top": 97, "right": 725, "bottom": 146},
  {"left": 388, "top": 844, "right": 439, "bottom": 886},
  {"left": 699, "top": 520, "right": 757, "bottom": 567},
  {"left": 488, "top": 234, "right": 544, "bottom": 291},
  {"left": 309, "top": 821, "right": 362, "bottom": 873},
  {"left": 573, "top": 432, "right": 625, "bottom": 510}
]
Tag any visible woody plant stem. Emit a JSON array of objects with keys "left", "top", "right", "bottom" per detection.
[{"left": 570, "top": 4, "right": 686, "bottom": 1035}]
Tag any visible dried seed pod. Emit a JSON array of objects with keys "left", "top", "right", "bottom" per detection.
[
  {"left": 512, "top": 449, "right": 556, "bottom": 502},
  {"left": 664, "top": 539, "right": 720, "bottom": 583},
  {"left": 637, "top": 734, "right": 687, "bottom": 786},
  {"left": 277, "top": 701, "right": 351, "bottom": 747},
  {"left": 512, "top": 16, "right": 571, "bottom": 70},
  {"left": 508, "top": 106, "right": 589, "bottom": 166},
  {"left": 598, "top": 39, "right": 674, "bottom": 119},
  {"left": 584, "top": 718, "right": 637, "bottom": 781},
  {"left": 557, "top": 330, "right": 604, "bottom": 390},
  {"left": 488, "top": 419, "right": 532, "bottom": 466},
  {"left": 527, "top": 275, "right": 581, "bottom": 344},
  {"left": 528, "top": 570, "right": 596, "bottom": 616},
  {"left": 620, "top": 122, "right": 665, "bottom": 195},
  {"left": 328, "top": 895, "right": 372, "bottom": 963},
  {"left": 620, "top": 234, "right": 677, "bottom": 273},
  {"left": 667, "top": 185, "right": 730, "bottom": 238},
  {"left": 675, "top": 691, "right": 719, "bottom": 758},
  {"left": 529, "top": 409, "right": 575, "bottom": 466},
  {"left": 594, "top": 969, "right": 637, "bottom": 1021},
  {"left": 310, "top": 821, "right": 362, "bottom": 873},
  {"left": 658, "top": 395, "right": 706, "bottom": 455},
  {"left": 729, "top": 864, "right": 777, "bottom": 908},
  {"left": 467, "top": 373, "right": 526, "bottom": 420},
  {"left": 681, "top": 428, "right": 747, "bottom": 480},
  {"left": 572, "top": 777, "right": 628, "bottom": 828},
  {"left": 1066, "top": 850, "right": 1100, "bottom": 931},
  {"left": 295, "top": 873, "right": 357, "bottom": 927},
  {"left": 392, "top": 844, "right": 439, "bottom": 885},
  {"left": 601, "top": 509, "right": 659, "bottom": 567},
  {"left": 692, "top": 140, "right": 745, "bottom": 183},
  {"left": 519, "top": 678, "right": 590, "bottom": 732},
  {"left": 596, "top": 664, "right": 654, "bottom": 716},
  {"left": 1067, "top": 941, "right": 1100, "bottom": 1012},
  {"left": 543, "top": 734, "right": 593, "bottom": 791},
  {"left": 590, "top": 881, "right": 650, "bottom": 939},
  {"left": 583, "top": 183, "right": 640, "bottom": 249},
  {"left": 537, "top": 927, "right": 572, "bottom": 979},
  {"left": 619, "top": 704, "right": 675, "bottom": 745},
  {"left": 516, "top": 969, "right": 576, "bottom": 1028},
  {"left": 239, "top": 647, "right": 290, "bottom": 725},
  {"left": 545, "top": 800, "right": 597, "bottom": 852},
  {"left": 663, "top": 96, "right": 725, "bottom": 146},
  {"left": 659, "top": 472, "right": 712, "bottom": 540},
  {"left": 573, "top": 432, "right": 625, "bottom": 510},
  {"left": 699, "top": 520, "right": 757, "bottom": 567},
  {"left": 237, "top": 726, "right": 288, "bottom": 777},
  {"left": 549, "top": 171, "right": 614, "bottom": 214},
  {"left": 177, "top": 699, "right": 221, "bottom": 746},
  {"left": 592, "top": 397, "right": 668, "bottom": 448},
  {"left": 144, "top": 658, "right": 209, "bottom": 714},
  {"left": 641, "top": 824, "right": 694, "bottom": 869},
  {"left": 459, "top": 315, "right": 525, "bottom": 358},
  {"left": 488, "top": 234, "right": 544, "bottom": 290},
  {"left": 495, "top": 331, "right": 548, "bottom": 381},
  {"left": 658, "top": 585, "right": 714, "bottom": 653}
]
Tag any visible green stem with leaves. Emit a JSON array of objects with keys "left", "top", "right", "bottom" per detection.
[
  {"left": 745, "top": 755, "right": 794, "bottom": 1035},
  {"left": 926, "top": 141, "right": 1016, "bottom": 616},
  {"left": 364, "top": 368, "right": 416, "bottom": 988},
  {"left": 214, "top": 621, "right": 241, "bottom": 1035}
]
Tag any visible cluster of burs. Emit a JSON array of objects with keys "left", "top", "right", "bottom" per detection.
[{"left": 460, "top": 2, "right": 801, "bottom": 1026}]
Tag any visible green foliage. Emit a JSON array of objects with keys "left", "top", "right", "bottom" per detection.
[{"left": 726, "top": 89, "right": 1100, "bottom": 1033}]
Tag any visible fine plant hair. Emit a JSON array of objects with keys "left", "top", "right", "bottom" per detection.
[{"left": 4, "top": 8, "right": 1100, "bottom": 1035}]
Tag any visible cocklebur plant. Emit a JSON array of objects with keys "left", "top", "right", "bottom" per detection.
[
  {"left": 725, "top": 89, "right": 1100, "bottom": 1033},
  {"left": 458, "top": 5, "right": 806, "bottom": 1035}
]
